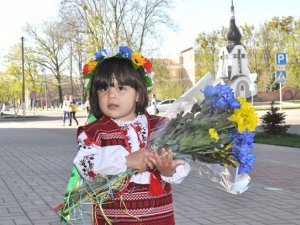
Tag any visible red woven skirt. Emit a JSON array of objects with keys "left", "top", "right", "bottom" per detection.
[{"left": 93, "top": 183, "right": 175, "bottom": 225}]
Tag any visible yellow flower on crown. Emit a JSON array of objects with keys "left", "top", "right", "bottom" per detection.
[
  {"left": 228, "top": 97, "right": 259, "bottom": 133},
  {"left": 132, "top": 52, "right": 145, "bottom": 67},
  {"left": 208, "top": 128, "right": 219, "bottom": 141}
]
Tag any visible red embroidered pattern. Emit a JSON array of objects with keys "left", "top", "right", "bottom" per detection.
[
  {"left": 93, "top": 187, "right": 175, "bottom": 225},
  {"left": 79, "top": 154, "right": 96, "bottom": 179}
]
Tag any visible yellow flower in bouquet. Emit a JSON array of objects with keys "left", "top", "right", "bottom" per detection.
[
  {"left": 209, "top": 128, "right": 219, "bottom": 141},
  {"left": 228, "top": 97, "right": 259, "bottom": 133}
]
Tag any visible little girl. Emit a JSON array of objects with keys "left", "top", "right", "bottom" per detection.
[{"left": 73, "top": 46, "right": 191, "bottom": 224}]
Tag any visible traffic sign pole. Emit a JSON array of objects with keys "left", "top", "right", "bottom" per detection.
[{"left": 280, "top": 83, "right": 282, "bottom": 111}]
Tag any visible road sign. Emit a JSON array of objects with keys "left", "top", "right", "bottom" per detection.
[
  {"left": 275, "top": 53, "right": 287, "bottom": 83},
  {"left": 275, "top": 53, "right": 287, "bottom": 70},
  {"left": 275, "top": 70, "right": 287, "bottom": 83},
  {"left": 276, "top": 53, "right": 287, "bottom": 66}
]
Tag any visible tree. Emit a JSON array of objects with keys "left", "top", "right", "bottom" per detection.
[
  {"left": 58, "top": 9, "right": 93, "bottom": 103},
  {"left": 0, "top": 44, "right": 40, "bottom": 110},
  {"left": 24, "top": 21, "right": 69, "bottom": 103},
  {"left": 255, "top": 16, "right": 299, "bottom": 91},
  {"left": 59, "top": 0, "right": 174, "bottom": 52},
  {"left": 151, "top": 60, "right": 186, "bottom": 99},
  {"left": 194, "top": 31, "right": 223, "bottom": 80},
  {"left": 285, "top": 18, "right": 300, "bottom": 88},
  {"left": 240, "top": 24, "right": 260, "bottom": 73},
  {"left": 260, "top": 101, "right": 290, "bottom": 135}
]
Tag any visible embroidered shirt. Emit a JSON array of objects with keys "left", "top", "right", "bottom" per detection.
[{"left": 73, "top": 114, "right": 191, "bottom": 184}]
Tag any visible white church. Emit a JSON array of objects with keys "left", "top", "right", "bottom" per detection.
[
  {"left": 215, "top": 1, "right": 257, "bottom": 99},
  {"left": 178, "top": 1, "right": 258, "bottom": 100}
]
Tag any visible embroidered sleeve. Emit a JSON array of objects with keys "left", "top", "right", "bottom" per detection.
[
  {"left": 160, "top": 163, "right": 191, "bottom": 184},
  {"left": 73, "top": 131, "right": 129, "bottom": 181}
]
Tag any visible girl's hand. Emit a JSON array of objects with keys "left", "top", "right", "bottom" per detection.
[
  {"left": 126, "top": 150, "right": 155, "bottom": 172},
  {"left": 153, "top": 148, "right": 185, "bottom": 177}
]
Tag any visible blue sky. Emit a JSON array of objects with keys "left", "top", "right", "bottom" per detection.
[{"left": 0, "top": 0, "right": 299, "bottom": 61}]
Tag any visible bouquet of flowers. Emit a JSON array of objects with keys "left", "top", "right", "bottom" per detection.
[
  {"left": 149, "top": 76, "right": 258, "bottom": 194},
  {"left": 58, "top": 74, "right": 258, "bottom": 224}
]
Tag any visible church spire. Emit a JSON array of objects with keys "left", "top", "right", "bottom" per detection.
[
  {"left": 227, "top": 0, "right": 242, "bottom": 52},
  {"left": 230, "top": 0, "right": 235, "bottom": 16}
]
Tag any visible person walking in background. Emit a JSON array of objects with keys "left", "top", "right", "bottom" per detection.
[
  {"left": 68, "top": 95, "right": 79, "bottom": 126},
  {"left": 29, "top": 90, "right": 37, "bottom": 110},
  {"left": 62, "top": 95, "right": 70, "bottom": 126},
  {"left": 71, "top": 46, "right": 191, "bottom": 224},
  {"left": 151, "top": 93, "right": 158, "bottom": 114}
]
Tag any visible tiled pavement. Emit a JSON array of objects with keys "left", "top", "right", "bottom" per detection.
[{"left": 0, "top": 113, "right": 300, "bottom": 225}]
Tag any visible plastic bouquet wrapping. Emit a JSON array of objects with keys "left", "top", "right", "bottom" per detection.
[{"left": 58, "top": 73, "right": 258, "bottom": 224}]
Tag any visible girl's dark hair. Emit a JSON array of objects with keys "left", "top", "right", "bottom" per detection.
[{"left": 89, "top": 57, "right": 149, "bottom": 119}]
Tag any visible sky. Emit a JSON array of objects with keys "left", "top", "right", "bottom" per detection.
[
  {"left": 0, "top": 0, "right": 299, "bottom": 63},
  {"left": 0, "top": 0, "right": 61, "bottom": 65},
  {"left": 161, "top": 0, "right": 300, "bottom": 58}
]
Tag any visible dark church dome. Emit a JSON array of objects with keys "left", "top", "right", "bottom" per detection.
[{"left": 226, "top": 1, "right": 242, "bottom": 53}]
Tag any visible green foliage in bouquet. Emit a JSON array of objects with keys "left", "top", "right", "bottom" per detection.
[{"left": 149, "top": 103, "right": 237, "bottom": 166}]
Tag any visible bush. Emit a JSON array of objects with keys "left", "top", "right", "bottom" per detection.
[{"left": 260, "top": 101, "right": 290, "bottom": 135}]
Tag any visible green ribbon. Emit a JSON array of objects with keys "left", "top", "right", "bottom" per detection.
[
  {"left": 60, "top": 114, "right": 97, "bottom": 222},
  {"left": 88, "top": 114, "right": 97, "bottom": 123},
  {"left": 60, "top": 166, "right": 80, "bottom": 222}
]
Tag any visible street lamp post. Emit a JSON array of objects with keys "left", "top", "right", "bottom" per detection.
[{"left": 21, "top": 37, "right": 26, "bottom": 116}]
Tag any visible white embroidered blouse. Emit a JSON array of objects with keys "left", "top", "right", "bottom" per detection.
[{"left": 73, "top": 114, "right": 191, "bottom": 184}]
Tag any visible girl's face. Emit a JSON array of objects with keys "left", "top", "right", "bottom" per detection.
[{"left": 98, "top": 77, "right": 139, "bottom": 121}]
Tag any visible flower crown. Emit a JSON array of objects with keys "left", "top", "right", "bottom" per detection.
[{"left": 82, "top": 46, "right": 154, "bottom": 91}]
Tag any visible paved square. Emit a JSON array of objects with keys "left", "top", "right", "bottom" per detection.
[{"left": 0, "top": 111, "right": 300, "bottom": 224}]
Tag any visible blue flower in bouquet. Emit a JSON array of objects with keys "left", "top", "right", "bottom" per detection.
[
  {"left": 237, "top": 150, "right": 256, "bottom": 174},
  {"left": 229, "top": 130, "right": 255, "bottom": 150},
  {"left": 229, "top": 130, "right": 256, "bottom": 174},
  {"left": 203, "top": 84, "right": 240, "bottom": 111}
]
